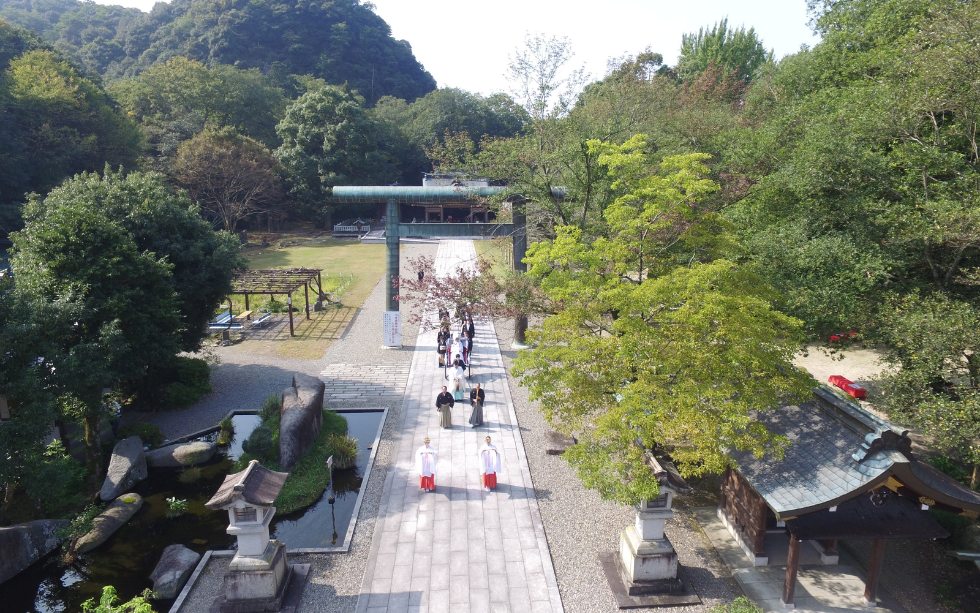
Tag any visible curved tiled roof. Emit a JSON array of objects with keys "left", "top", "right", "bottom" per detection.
[
  {"left": 205, "top": 460, "right": 289, "bottom": 510},
  {"left": 730, "top": 387, "right": 980, "bottom": 518}
]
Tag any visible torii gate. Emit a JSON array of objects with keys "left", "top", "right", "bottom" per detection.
[{"left": 332, "top": 186, "right": 527, "bottom": 347}]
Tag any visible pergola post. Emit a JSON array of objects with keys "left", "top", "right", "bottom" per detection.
[
  {"left": 864, "top": 539, "right": 886, "bottom": 606},
  {"left": 288, "top": 293, "right": 294, "bottom": 336},
  {"left": 782, "top": 532, "right": 802, "bottom": 607},
  {"left": 244, "top": 293, "right": 250, "bottom": 318},
  {"left": 304, "top": 282, "right": 310, "bottom": 319}
]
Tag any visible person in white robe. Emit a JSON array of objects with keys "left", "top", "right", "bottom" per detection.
[
  {"left": 478, "top": 436, "right": 502, "bottom": 491},
  {"left": 416, "top": 438, "right": 437, "bottom": 491}
]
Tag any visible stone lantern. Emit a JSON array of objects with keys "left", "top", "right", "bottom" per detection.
[
  {"left": 206, "top": 460, "right": 308, "bottom": 612},
  {"left": 601, "top": 454, "right": 701, "bottom": 607}
]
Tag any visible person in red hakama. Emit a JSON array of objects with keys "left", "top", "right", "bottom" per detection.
[
  {"left": 416, "top": 437, "right": 437, "bottom": 492},
  {"left": 478, "top": 436, "right": 502, "bottom": 491}
]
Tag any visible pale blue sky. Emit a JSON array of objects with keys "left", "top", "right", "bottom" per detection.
[{"left": 92, "top": 0, "right": 820, "bottom": 97}]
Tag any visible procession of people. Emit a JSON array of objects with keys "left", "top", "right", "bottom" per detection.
[{"left": 417, "top": 308, "right": 506, "bottom": 494}]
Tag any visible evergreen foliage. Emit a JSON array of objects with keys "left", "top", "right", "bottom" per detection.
[{"left": 0, "top": 0, "right": 436, "bottom": 101}]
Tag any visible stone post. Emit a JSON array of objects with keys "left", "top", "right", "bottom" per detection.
[{"left": 618, "top": 492, "right": 683, "bottom": 594}]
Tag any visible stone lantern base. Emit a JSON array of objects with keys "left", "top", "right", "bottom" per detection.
[{"left": 214, "top": 541, "right": 310, "bottom": 613}]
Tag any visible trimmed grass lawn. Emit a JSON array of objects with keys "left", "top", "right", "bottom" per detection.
[
  {"left": 474, "top": 237, "right": 515, "bottom": 279},
  {"left": 234, "top": 238, "right": 384, "bottom": 359}
]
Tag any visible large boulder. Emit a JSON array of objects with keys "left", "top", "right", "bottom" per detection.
[
  {"left": 76, "top": 493, "right": 143, "bottom": 553},
  {"left": 100, "top": 436, "right": 147, "bottom": 501},
  {"left": 146, "top": 441, "right": 217, "bottom": 468},
  {"left": 0, "top": 519, "right": 69, "bottom": 585},
  {"left": 149, "top": 544, "right": 201, "bottom": 599},
  {"left": 279, "top": 373, "right": 325, "bottom": 471}
]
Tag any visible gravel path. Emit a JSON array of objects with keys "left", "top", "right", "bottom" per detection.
[
  {"left": 492, "top": 320, "right": 743, "bottom": 612},
  {"left": 175, "top": 240, "right": 437, "bottom": 613}
]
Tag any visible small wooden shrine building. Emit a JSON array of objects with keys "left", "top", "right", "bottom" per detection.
[{"left": 720, "top": 387, "right": 980, "bottom": 607}]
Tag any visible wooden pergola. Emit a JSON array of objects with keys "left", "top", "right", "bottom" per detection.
[{"left": 229, "top": 268, "right": 323, "bottom": 336}]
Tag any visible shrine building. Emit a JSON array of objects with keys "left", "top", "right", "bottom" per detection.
[{"left": 719, "top": 387, "right": 980, "bottom": 608}]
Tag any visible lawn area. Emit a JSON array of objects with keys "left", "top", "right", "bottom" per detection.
[
  {"left": 474, "top": 237, "right": 514, "bottom": 279},
  {"left": 233, "top": 237, "right": 385, "bottom": 359}
]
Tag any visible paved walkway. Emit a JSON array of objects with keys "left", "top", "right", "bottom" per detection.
[
  {"left": 355, "top": 240, "right": 564, "bottom": 613},
  {"left": 692, "top": 508, "right": 906, "bottom": 613}
]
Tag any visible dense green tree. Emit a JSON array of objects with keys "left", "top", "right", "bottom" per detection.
[
  {"left": 0, "top": 0, "right": 436, "bottom": 100},
  {"left": 275, "top": 84, "right": 396, "bottom": 219},
  {"left": 0, "top": 285, "right": 85, "bottom": 513},
  {"left": 110, "top": 57, "right": 286, "bottom": 164},
  {"left": 10, "top": 168, "right": 242, "bottom": 475},
  {"left": 873, "top": 295, "right": 980, "bottom": 482},
  {"left": 371, "top": 88, "right": 527, "bottom": 184},
  {"left": 676, "top": 18, "right": 774, "bottom": 82},
  {"left": 512, "top": 142, "right": 813, "bottom": 503},
  {"left": 0, "top": 26, "right": 141, "bottom": 231},
  {"left": 173, "top": 129, "right": 284, "bottom": 232}
]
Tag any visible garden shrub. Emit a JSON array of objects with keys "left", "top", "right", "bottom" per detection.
[
  {"left": 242, "top": 425, "right": 276, "bottom": 461},
  {"left": 163, "top": 357, "right": 212, "bottom": 408},
  {"left": 928, "top": 455, "right": 970, "bottom": 483},
  {"left": 116, "top": 423, "right": 165, "bottom": 448},
  {"left": 260, "top": 394, "right": 281, "bottom": 420}
]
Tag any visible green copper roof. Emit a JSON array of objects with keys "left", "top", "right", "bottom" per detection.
[{"left": 332, "top": 186, "right": 508, "bottom": 203}]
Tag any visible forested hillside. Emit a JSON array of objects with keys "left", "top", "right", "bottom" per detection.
[{"left": 0, "top": 0, "right": 435, "bottom": 100}]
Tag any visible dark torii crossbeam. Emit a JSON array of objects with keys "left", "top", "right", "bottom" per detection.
[{"left": 229, "top": 268, "right": 323, "bottom": 336}]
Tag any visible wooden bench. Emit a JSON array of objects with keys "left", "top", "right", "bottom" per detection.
[{"left": 237, "top": 310, "right": 253, "bottom": 320}]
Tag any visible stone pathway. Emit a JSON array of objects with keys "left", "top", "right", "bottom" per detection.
[
  {"left": 691, "top": 508, "right": 906, "bottom": 613},
  {"left": 321, "top": 363, "right": 412, "bottom": 407},
  {"left": 355, "top": 240, "right": 564, "bottom": 613}
]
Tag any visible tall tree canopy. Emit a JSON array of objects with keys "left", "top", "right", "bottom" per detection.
[
  {"left": 10, "top": 168, "right": 242, "bottom": 475},
  {"left": 0, "top": 21, "right": 140, "bottom": 231},
  {"left": 110, "top": 57, "right": 286, "bottom": 171},
  {"left": 174, "top": 128, "right": 284, "bottom": 232},
  {"left": 512, "top": 141, "right": 813, "bottom": 503},
  {"left": 0, "top": 0, "right": 437, "bottom": 100},
  {"left": 677, "top": 18, "right": 773, "bottom": 82},
  {"left": 275, "top": 84, "right": 397, "bottom": 218}
]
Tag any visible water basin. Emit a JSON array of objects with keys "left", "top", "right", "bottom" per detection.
[{"left": 0, "top": 409, "right": 383, "bottom": 613}]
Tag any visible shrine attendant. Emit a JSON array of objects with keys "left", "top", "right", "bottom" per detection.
[
  {"left": 436, "top": 385, "right": 455, "bottom": 428},
  {"left": 468, "top": 383, "right": 485, "bottom": 427},
  {"left": 478, "top": 436, "right": 502, "bottom": 491},
  {"left": 416, "top": 438, "right": 437, "bottom": 492}
]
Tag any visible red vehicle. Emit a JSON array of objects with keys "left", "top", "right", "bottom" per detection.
[{"left": 829, "top": 375, "right": 867, "bottom": 399}]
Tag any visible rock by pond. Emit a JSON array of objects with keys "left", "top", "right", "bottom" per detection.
[
  {"left": 279, "top": 373, "right": 325, "bottom": 471},
  {"left": 0, "top": 519, "right": 69, "bottom": 585},
  {"left": 100, "top": 437, "right": 147, "bottom": 501},
  {"left": 76, "top": 493, "right": 143, "bottom": 554},
  {"left": 149, "top": 544, "right": 200, "bottom": 599},
  {"left": 146, "top": 441, "right": 217, "bottom": 468}
]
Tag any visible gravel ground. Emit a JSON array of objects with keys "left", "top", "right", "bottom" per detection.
[
  {"left": 492, "top": 320, "right": 743, "bottom": 612},
  {"left": 176, "top": 240, "right": 437, "bottom": 613},
  {"left": 144, "top": 351, "right": 323, "bottom": 440}
]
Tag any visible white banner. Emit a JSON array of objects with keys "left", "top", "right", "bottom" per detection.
[{"left": 383, "top": 311, "right": 402, "bottom": 347}]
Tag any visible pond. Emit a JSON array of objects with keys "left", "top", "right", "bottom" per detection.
[{"left": 0, "top": 410, "right": 384, "bottom": 613}]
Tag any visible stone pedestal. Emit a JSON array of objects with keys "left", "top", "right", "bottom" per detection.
[
  {"left": 618, "top": 499, "right": 683, "bottom": 595},
  {"left": 220, "top": 540, "right": 290, "bottom": 612}
]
